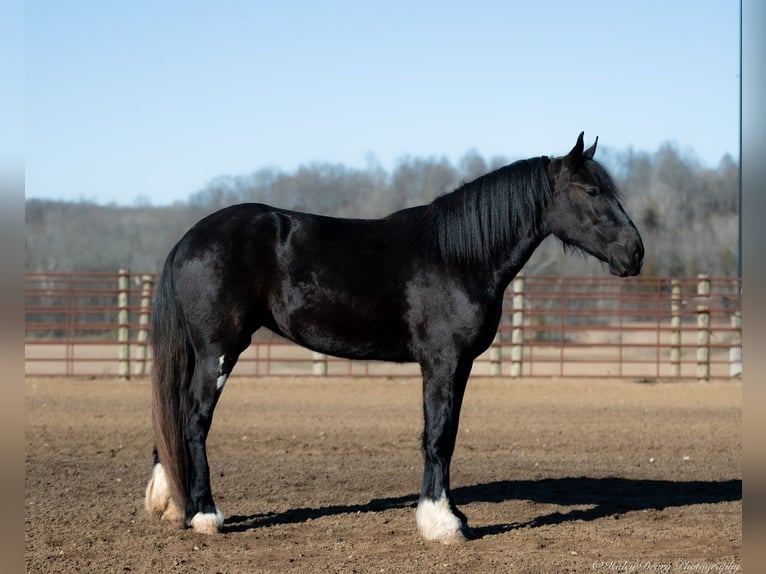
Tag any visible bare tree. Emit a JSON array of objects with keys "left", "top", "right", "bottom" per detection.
[{"left": 25, "top": 143, "right": 738, "bottom": 277}]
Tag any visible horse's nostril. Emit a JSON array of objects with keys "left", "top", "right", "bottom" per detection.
[{"left": 634, "top": 246, "right": 643, "bottom": 262}]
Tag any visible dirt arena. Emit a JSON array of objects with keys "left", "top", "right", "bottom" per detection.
[{"left": 25, "top": 376, "right": 741, "bottom": 573}]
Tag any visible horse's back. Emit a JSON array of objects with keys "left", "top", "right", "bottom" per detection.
[{"left": 166, "top": 203, "right": 421, "bottom": 361}]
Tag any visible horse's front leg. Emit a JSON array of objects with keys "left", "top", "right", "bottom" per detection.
[{"left": 416, "top": 358, "right": 475, "bottom": 544}]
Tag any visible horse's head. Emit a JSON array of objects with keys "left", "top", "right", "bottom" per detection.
[{"left": 545, "top": 133, "right": 644, "bottom": 277}]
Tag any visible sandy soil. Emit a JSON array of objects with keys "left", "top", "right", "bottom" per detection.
[{"left": 25, "top": 376, "right": 741, "bottom": 573}]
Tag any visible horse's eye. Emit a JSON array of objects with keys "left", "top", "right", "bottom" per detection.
[{"left": 572, "top": 183, "right": 599, "bottom": 196}]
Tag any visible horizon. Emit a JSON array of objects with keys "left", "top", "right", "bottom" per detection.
[{"left": 23, "top": 138, "right": 736, "bottom": 208}]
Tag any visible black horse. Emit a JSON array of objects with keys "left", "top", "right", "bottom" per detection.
[{"left": 145, "top": 133, "right": 643, "bottom": 542}]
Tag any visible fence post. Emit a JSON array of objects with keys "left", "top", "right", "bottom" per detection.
[
  {"left": 670, "top": 279, "right": 682, "bottom": 377},
  {"left": 696, "top": 274, "right": 710, "bottom": 380},
  {"left": 134, "top": 274, "right": 154, "bottom": 376},
  {"left": 312, "top": 351, "right": 327, "bottom": 375},
  {"left": 118, "top": 269, "right": 131, "bottom": 380},
  {"left": 66, "top": 274, "right": 75, "bottom": 376},
  {"left": 730, "top": 310, "right": 742, "bottom": 377},
  {"left": 489, "top": 333, "right": 502, "bottom": 375},
  {"left": 510, "top": 273, "right": 525, "bottom": 378}
]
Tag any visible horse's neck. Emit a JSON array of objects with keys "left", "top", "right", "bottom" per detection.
[{"left": 485, "top": 226, "right": 549, "bottom": 296}]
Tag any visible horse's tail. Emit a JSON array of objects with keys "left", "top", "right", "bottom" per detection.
[{"left": 150, "top": 246, "right": 194, "bottom": 519}]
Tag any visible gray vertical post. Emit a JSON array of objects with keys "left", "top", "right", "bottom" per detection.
[
  {"left": 489, "top": 333, "right": 502, "bottom": 375},
  {"left": 118, "top": 269, "right": 131, "bottom": 380},
  {"left": 670, "top": 279, "right": 682, "bottom": 377},
  {"left": 696, "top": 274, "right": 710, "bottom": 380},
  {"left": 134, "top": 274, "right": 153, "bottom": 376},
  {"left": 510, "top": 273, "right": 525, "bottom": 378},
  {"left": 729, "top": 310, "right": 742, "bottom": 377},
  {"left": 312, "top": 351, "right": 327, "bottom": 375}
]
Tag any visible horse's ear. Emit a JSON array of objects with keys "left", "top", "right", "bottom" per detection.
[
  {"left": 583, "top": 136, "right": 598, "bottom": 159},
  {"left": 566, "top": 132, "right": 586, "bottom": 169}
]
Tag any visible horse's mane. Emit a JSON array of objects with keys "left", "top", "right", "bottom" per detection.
[{"left": 425, "top": 157, "right": 553, "bottom": 263}]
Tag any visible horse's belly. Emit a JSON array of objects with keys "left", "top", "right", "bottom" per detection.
[
  {"left": 297, "top": 329, "right": 412, "bottom": 362},
  {"left": 266, "top": 298, "right": 413, "bottom": 363}
]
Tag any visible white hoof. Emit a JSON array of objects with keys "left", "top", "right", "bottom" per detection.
[
  {"left": 190, "top": 508, "right": 224, "bottom": 534},
  {"left": 416, "top": 494, "right": 471, "bottom": 544},
  {"left": 145, "top": 463, "right": 184, "bottom": 527}
]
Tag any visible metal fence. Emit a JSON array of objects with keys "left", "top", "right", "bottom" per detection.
[{"left": 24, "top": 271, "right": 742, "bottom": 380}]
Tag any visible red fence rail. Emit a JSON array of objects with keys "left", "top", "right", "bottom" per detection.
[{"left": 24, "top": 271, "right": 742, "bottom": 380}]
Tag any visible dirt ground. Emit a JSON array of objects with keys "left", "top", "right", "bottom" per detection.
[{"left": 25, "top": 376, "right": 741, "bottom": 574}]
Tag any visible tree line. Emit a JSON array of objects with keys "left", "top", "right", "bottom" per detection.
[{"left": 25, "top": 142, "right": 739, "bottom": 277}]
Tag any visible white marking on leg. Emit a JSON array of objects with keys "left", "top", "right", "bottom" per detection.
[
  {"left": 145, "top": 463, "right": 171, "bottom": 515},
  {"left": 216, "top": 354, "right": 227, "bottom": 390},
  {"left": 190, "top": 508, "right": 224, "bottom": 534},
  {"left": 416, "top": 491, "right": 467, "bottom": 543},
  {"left": 145, "top": 463, "right": 184, "bottom": 526}
]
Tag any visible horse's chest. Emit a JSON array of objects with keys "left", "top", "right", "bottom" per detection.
[{"left": 403, "top": 274, "right": 492, "bottom": 352}]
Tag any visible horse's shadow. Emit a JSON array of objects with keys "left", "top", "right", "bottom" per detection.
[{"left": 223, "top": 477, "right": 741, "bottom": 537}]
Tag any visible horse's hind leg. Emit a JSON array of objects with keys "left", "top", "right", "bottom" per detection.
[
  {"left": 185, "top": 346, "right": 242, "bottom": 534},
  {"left": 145, "top": 447, "right": 184, "bottom": 525}
]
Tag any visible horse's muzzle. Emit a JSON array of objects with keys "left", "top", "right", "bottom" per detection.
[{"left": 610, "top": 235, "right": 644, "bottom": 277}]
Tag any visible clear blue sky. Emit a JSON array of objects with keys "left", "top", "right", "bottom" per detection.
[{"left": 25, "top": 0, "right": 740, "bottom": 206}]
